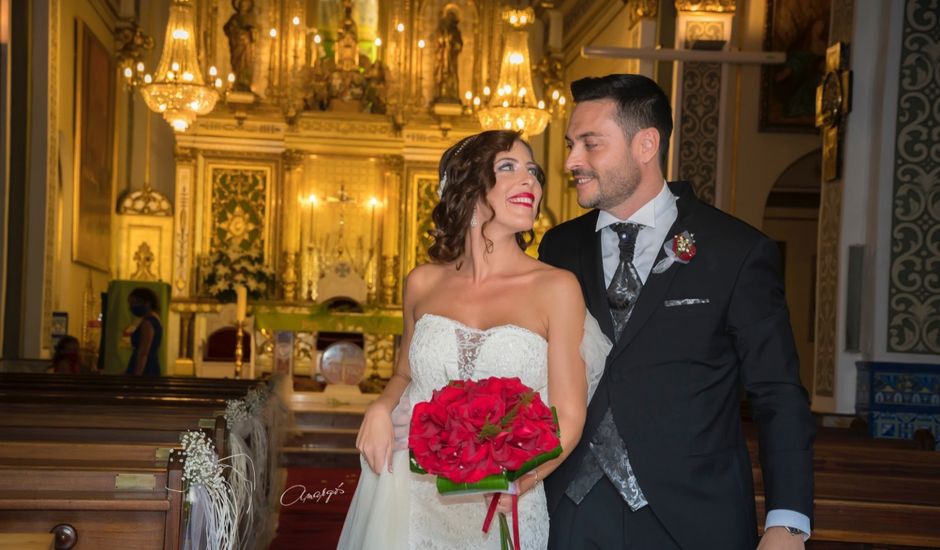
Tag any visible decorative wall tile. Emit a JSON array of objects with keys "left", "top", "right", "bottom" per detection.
[{"left": 887, "top": 0, "right": 940, "bottom": 355}]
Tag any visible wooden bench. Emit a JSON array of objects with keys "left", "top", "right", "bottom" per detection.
[
  {"left": 746, "top": 424, "right": 940, "bottom": 548},
  {"left": 0, "top": 450, "right": 183, "bottom": 550},
  {"left": 0, "top": 376, "right": 257, "bottom": 549}
]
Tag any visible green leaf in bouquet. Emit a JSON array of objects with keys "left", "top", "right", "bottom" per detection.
[
  {"left": 436, "top": 472, "right": 510, "bottom": 495},
  {"left": 409, "top": 450, "right": 427, "bottom": 474}
]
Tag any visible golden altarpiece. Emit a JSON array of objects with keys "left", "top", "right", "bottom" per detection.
[{"left": 115, "top": 0, "right": 558, "bottom": 383}]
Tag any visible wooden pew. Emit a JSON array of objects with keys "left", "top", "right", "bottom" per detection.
[
  {"left": 0, "top": 449, "right": 184, "bottom": 550},
  {"left": 747, "top": 423, "right": 940, "bottom": 548},
  {"left": 0, "top": 379, "right": 245, "bottom": 549}
]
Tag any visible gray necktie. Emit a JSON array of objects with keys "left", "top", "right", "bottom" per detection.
[{"left": 607, "top": 222, "right": 643, "bottom": 340}]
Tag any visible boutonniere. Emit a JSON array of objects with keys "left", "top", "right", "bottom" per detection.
[{"left": 651, "top": 231, "right": 696, "bottom": 274}]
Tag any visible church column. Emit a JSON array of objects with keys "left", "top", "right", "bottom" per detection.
[
  {"left": 172, "top": 146, "right": 197, "bottom": 298},
  {"left": 671, "top": 1, "right": 736, "bottom": 206},
  {"left": 381, "top": 155, "right": 404, "bottom": 307},
  {"left": 169, "top": 146, "right": 197, "bottom": 375},
  {"left": 281, "top": 149, "right": 306, "bottom": 302}
]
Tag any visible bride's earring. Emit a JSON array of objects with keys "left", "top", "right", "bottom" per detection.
[{"left": 471, "top": 212, "right": 478, "bottom": 227}]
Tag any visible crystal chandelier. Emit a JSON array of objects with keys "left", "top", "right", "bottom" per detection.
[
  {"left": 476, "top": 6, "right": 551, "bottom": 138},
  {"left": 139, "top": 0, "right": 218, "bottom": 132}
]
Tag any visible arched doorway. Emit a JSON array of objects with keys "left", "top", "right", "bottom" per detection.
[{"left": 762, "top": 149, "right": 821, "bottom": 389}]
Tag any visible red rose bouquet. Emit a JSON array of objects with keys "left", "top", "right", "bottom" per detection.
[{"left": 409, "top": 376, "right": 562, "bottom": 550}]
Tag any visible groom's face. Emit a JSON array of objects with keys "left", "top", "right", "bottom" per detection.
[{"left": 565, "top": 99, "right": 641, "bottom": 212}]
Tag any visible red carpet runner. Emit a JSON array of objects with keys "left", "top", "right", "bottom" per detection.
[{"left": 269, "top": 468, "right": 361, "bottom": 549}]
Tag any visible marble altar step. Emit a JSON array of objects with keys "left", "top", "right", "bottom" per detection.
[
  {"left": 286, "top": 427, "right": 359, "bottom": 450},
  {"left": 281, "top": 400, "right": 365, "bottom": 468}
]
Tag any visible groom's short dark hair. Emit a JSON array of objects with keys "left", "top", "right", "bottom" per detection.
[{"left": 571, "top": 74, "right": 673, "bottom": 167}]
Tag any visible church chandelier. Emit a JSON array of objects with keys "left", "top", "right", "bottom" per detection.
[{"left": 139, "top": 0, "right": 220, "bottom": 132}]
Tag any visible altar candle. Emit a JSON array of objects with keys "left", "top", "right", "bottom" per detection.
[
  {"left": 369, "top": 197, "right": 378, "bottom": 249},
  {"left": 236, "top": 286, "right": 247, "bottom": 322},
  {"left": 308, "top": 194, "right": 317, "bottom": 244}
]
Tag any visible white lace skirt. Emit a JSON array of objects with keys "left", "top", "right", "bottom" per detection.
[{"left": 338, "top": 452, "right": 549, "bottom": 550}]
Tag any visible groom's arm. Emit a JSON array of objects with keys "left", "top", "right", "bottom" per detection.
[{"left": 727, "top": 237, "right": 815, "bottom": 535}]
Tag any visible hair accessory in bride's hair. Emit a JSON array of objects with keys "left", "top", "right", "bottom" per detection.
[{"left": 437, "top": 135, "right": 478, "bottom": 198}]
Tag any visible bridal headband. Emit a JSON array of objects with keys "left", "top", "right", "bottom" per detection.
[{"left": 437, "top": 135, "right": 477, "bottom": 198}]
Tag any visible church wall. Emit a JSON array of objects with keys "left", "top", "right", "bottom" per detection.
[
  {"left": 823, "top": 0, "right": 939, "bottom": 414},
  {"left": 44, "top": 0, "right": 120, "bottom": 359},
  {"left": 552, "top": 2, "right": 647, "bottom": 224},
  {"left": 726, "top": 0, "right": 819, "bottom": 228}
]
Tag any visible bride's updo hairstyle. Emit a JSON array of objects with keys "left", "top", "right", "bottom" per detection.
[{"left": 429, "top": 130, "right": 545, "bottom": 264}]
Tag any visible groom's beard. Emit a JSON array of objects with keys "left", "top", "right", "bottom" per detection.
[{"left": 574, "top": 165, "right": 641, "bottom": 212}]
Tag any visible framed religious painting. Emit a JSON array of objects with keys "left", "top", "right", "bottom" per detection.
[
  {"left": 758, "top": 0, "right": 831, "bottom": 132},
  {"left": 72, "top": 22, "right": 116, "bottom": 270}
]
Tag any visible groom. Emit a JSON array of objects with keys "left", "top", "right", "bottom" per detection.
[{"left": 538, "top": 74, "right": 814, "bottom": 549}]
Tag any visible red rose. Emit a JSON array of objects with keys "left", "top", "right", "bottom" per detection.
[
  {"left": 678, "top": 244, "right": 696, "bottom": 262},
  {"left": 410, "top": 376, "right": 560, "bottom": 483}
]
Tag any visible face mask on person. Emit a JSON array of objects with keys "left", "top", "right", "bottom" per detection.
[{"left": 130, "top": 305, "right": 150, "bottom": 317}]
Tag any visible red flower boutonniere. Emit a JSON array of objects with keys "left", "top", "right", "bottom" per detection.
[{"left": 652, "top": 231, "right": 696, "bottom": 274}]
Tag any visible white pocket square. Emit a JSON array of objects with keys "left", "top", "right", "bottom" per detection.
[{"left": 664, "top": 298, "right": 710, "bottom": 307}]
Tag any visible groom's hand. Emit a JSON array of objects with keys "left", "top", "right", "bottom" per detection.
[{"left": 757, "top": 527, "right": 805, "bottom": 550}]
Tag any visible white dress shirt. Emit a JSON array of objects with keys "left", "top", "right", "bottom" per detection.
[{"left": 596, "top": 181, "right": 677, "bottom": 287}]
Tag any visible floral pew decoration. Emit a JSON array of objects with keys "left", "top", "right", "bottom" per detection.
[{"left": 179, "top": 430, "right": 239, "bottom": 550}]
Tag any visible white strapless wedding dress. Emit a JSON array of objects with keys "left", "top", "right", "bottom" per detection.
[{"left": 338, "top": 312, "right": 610, "bottom": 550}]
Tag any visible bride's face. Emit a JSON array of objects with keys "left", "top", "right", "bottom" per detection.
[{"left": 482, "top": 140, "right": 542, "bottom": 234}]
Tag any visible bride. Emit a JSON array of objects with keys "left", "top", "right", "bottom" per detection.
[{"left": 338, "top": 130, "right": 608, "bottom": 549}]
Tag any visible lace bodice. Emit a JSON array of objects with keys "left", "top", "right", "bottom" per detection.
[{"left": 405, "top": 313, "right": 549, "bottom": 409}]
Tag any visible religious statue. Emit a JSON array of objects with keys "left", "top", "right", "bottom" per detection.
[
  {"left": 301, "top": 0, "right": 387, "bottom": 113},
  {"left": 223, "top": 0, "right": 258, "bottom": 93},
  {"left": 433, "top": 7, "right": 463, "bottom": 103}
]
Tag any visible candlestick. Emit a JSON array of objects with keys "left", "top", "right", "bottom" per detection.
[
  {"left": 234, "top": 319, "right": 244, "bottom": 379},
  {"left": 417, "top": 39, "right": 426, "bottom": 105},
  {"left": 267, "top": 28, "right": 278, "bottom": 98}
]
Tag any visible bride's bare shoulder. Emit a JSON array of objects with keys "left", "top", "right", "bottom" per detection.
[
  {"left": 404, "top": 262, "right": 451, "bottom": 297},
  {"left": 530, "top": 263, "right": 582, "bottom": 306}
]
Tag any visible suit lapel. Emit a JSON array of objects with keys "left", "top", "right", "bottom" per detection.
[
  {"left": 607, "top": 183, "right": 696, "bottom": 363},
  {"left": 580, "top": 211, "right": 616, "bottom": 341}
]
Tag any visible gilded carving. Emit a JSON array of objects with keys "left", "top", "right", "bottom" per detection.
[
  {"left": 625, "top": 0, "right": 659, "bottom": 28},
  {"left": 814, "top": 178, "right": 841, "bottom": 396},
  {"left": 382, "top": 154, "right": 405, "bottom": 175},
  {"left": 297, "top": 118, "right": 393, "bottom": 136},
  {"left": 131, "top": 242, "right": 159, "bottom": 281},
  {"left": 685, "top": 21, "right": 725, "bottom": 42},
  {"left": 414, "top": 176, "right": 439, "bottom": 267},
  {"left": 364, "top": 332, "right": 396, "bottom": 379},
  {"left": 380, "top": 255, "right": 400, "bottom": 306},
  {"left": 674, "top": 0, "right": 735, "bottom": 13},
  {"left": 175, "top": 146, "right": 196, "bottom": 163},
  {"left": 173, "top": 165, "right": 193, "bottom": 295},
  {"left": 118, "top": 186, "right": 173, "bottom": 216},
  {"left": 281, "top": 149, "right": 307, "bottom": 171},
  {"left": 300, "top": 0, "right": 387, "bottom": 114},
  {"left": 281, "top": 251, "right": 299, "bottom": 301}
]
